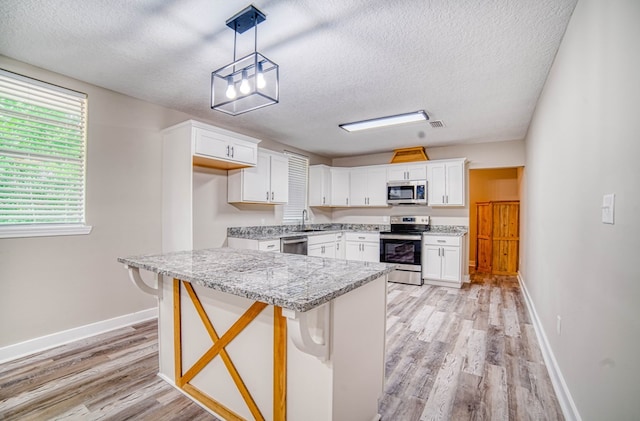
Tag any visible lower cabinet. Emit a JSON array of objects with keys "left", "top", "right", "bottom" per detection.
[
  {"left": 335, "top": 232, "right": 346, "bottom": 260},
  {"left": 307, "top": 234, "right": 337, "bottom": 258},
  {"left": 227, "top": 237, "right": 281, "bottom": 252},
  {"left": 422, "top": 235, "right": 465, "bottom": 287},
  {"left": 345, "top": 232, "right": 380, "bottom": 262}
]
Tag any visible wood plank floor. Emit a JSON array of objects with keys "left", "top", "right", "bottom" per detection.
[
  {"left": 382, "top": 273, "right": 564, "bottom": 421},
  {"left": 0, "top": 273, "right": 563, "bottom": 420}
]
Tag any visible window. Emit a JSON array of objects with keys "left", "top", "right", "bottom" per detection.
[
  {"left": 282, "top": 151, "right": 308, "bottom": 224},
  {"left": 0, "top": 69, "right": 91, "bottom": 238}
]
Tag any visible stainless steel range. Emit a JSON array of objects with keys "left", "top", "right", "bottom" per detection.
[{"left": 380, "top": 215, "right": 430, "bottom": 285}]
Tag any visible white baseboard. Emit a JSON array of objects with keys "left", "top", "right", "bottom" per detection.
[
  {"left": 0, "top": 308, "right": 158, "bottom": 364},
  {"left": 517, "top": 272, "right": 582, "bottom": 421}
]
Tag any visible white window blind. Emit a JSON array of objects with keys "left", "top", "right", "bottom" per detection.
[
  {"left": 282, "top": 151, "right": 308, "bottom": 223},
  {"left": 0, "top": 69, "right": 90, "bottom": 238}
]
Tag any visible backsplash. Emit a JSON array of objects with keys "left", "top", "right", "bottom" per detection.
[{"left": 227, "top": 223, "right": 390, "bottom": 238}]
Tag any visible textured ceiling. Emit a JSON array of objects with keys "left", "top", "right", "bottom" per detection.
[{"left": 0, "top": 0, "right": 577, "bottom": 158}]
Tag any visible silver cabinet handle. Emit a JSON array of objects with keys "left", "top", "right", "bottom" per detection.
[
  {"left": 271, "top": 191, "right": 274, "bottom": 200},
  {"left": 226, "top": 145, "right": 230, "bottom": 157},
  {"left": 437, "top": 240, "right": 446, "bottom": 243},
  {"left": 230, "top": 146, "right": 234, "bottom": 157},
  {"left": 346, "top": 198, "right": 349, "bottom": 205},
  {"left": 266, "top": 191, "right": 269, "bottom": 200},
  {"left": 358, "top": 236, "right": 365, "bottom": 240},
  {"left": 267, "top": 244, "right": 275, "bottom": 249},
  {"left": 322, "top": 196, "right": 325, "bottom": 205}
]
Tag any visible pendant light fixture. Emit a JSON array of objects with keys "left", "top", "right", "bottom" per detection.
[{"left": 211, "top": 5, "right": 279, "bottom": 116}]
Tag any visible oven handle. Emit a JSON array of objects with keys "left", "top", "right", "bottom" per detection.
[{"left": 380, "top": 234, "right": 423, "bottom": 241}]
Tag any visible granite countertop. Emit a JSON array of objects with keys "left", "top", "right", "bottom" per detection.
[
  {"left": 118, "top": 248, "right": 395, "bottom": 312},
  {"left": 423, "top": 225, "right": 468, "bottom": 237},
  {"left": 227, "top": 223, "right": 468, "bottom": 240}
]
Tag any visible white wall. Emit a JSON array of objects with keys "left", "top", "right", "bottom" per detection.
[{"left": 521, "top": 1, "right": 640, "bottom": 419}]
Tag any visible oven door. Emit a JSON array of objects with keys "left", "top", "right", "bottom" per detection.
[{"left": 379, "top": 234, "right": 422, "bottom": 271}]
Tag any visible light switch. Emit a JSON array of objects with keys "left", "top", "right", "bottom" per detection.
[{"left": 602, "top": 193, "right": 615, "bottom": 224}]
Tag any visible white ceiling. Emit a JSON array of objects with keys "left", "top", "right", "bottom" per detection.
[{"left": 0, "top": 0, "right": 577, "bottom": 158}]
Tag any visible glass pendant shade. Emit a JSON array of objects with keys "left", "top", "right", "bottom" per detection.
[
  {"left": 212, "top": 53, "right": 278, "bottom": 116},
  {"left": 210, "top": 6, "right": 279, "bottom": 116}
]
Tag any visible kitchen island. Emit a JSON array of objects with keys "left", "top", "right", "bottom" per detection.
[{"left": 118, "top": 247, "right": 394, "bottom": 421}]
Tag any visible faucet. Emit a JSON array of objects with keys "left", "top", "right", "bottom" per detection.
[{"left": 301, "top": 209, "right": 308, "bottom": 230}]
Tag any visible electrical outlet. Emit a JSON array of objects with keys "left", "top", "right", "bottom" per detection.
[{"left": 556, "top": 315, "right": 562, "bottom": 335}]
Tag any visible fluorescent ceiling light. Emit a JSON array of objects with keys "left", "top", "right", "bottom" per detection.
[{"left": 339, "top": 110, "right": 429, "bottom": 132}]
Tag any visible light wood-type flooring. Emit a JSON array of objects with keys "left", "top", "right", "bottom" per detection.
[{"left": 0, "top": 273, "right": 563, "bottom": 420}]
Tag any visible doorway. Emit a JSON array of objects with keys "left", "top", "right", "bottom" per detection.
[{"left": 468, "top": 167, "right": 523, "bottom": 273}]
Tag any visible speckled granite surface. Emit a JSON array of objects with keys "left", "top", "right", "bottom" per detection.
[
  {"left": 227, "top": 223, "right": 467, "bottom": 239},
  {"left": 118, "top": 248, "right": 395, "bottom": 312},
  {"left": 423, "top": 225, "right": 468, "bottom": 236},
  {"left": 227, "top": 223, "right": 389, "bottom": 240}
]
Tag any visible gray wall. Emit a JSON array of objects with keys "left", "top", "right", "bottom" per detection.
[
  {"left": 0, "top": 56, "right": 328, "bottom": 348},
  {"left": 521, "top": 0, "right": 640, "bottom": 419}
]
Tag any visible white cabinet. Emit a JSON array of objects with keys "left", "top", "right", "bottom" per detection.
[
  {"left": 193, "top": 126, "right": 258, "bottom": 168},
  {"left": 307, "top": 233, "right": 337, "bottom": 258},
  {"left": 308, "top": 165, "right": 332, "bottom": 207},
  {"left": 335, "top": 232, "right": 345, "bottom": 260},
  {"left": 227, "top": 237, "right": 281, "bottom": 252},
  {"left": 228, "top": 149, "right": 289, "bottom": 204},
  {"left": 426, "top": 158, "right": 466, "bottom": 206},
  {"left": 161, "top": 120, "right": 261, "bottom": 253},
  {"left": 386, "top": 163, "right": 427, "bottom": 181},
  {"left": 349, "top": 166, "right": 388, "bottom": 207},
  {"left": 345, "top": 232, "right": 380, "bottom": 262},
  {"left": 422, "top": 235, "right": 464, "bottom": 287},
  {"left": 330, "top": 168, "right": 350, "bottom": 207}
]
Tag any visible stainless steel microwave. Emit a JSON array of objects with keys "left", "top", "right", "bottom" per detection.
[{"left": 386, "top": 180, "right": 427, "bottom": 205}]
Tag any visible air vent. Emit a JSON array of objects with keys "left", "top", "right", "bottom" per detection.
[{"left": 429, "top": 120, "right": 445, "bottom": 128}]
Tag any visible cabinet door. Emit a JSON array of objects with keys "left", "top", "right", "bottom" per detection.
[
  {"left": 229, "top": 139, "right": 258, "bottom": 165},
  {"left": 335, "top": 236, "right": 345, "bottom": 259},
  {"left": 307, "top": 243, "right": 324, "bottom": 257},
  {"left": 427, "top": 163, "right": 446, "bottom": 206},
  {"left": 406, "top": 164, "right": 427, "bottom": 180},
  {"left": 345, "top": 241, "right": 361, "bottom": 261},
  {"left": 309, "top": 165, "right": 331, "bottom": 206},
  {"left": 323, "top": 242, "right": 337, "bottom": 259},
  {"left": 367, "top": 167, "right": 388, "bottom": 206},
  {"left": 349, "top": 168, "right": 368, "bottom": 206},
  {"left": 386, "top": 166, "right": 408, "bottom": 181},
  {"left": 362, "top": 242, "right": 380, "bottom": 262},
  {"left": 441, "top": 246, "right": 461, "bottom": 282},
  {"left": 422, "top": 245, "right": 442, "bottom": 280},
  {"left": 242, "top": 153, "right": 270, "bottom": 202},
  {"left": 331, "top": 169, "right": 350, "bottom": 206},
  {"left": 445, "top": 161, "right": 464, "bottom": 205},
  {"left": 269, "top": 153, "right": 289, "bottom": 203},
  {"left": 194, "top": 128, "right": 229, "bottom": 159}
]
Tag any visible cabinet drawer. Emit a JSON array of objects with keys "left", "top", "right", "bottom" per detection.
[
  {"left": 258, "top": 240, "right": 280, "bottom": 252},
  {"left": 422, "top": 235, "right": 461, "bottom": 246},
  {"left": 345, "top": 232, "right": 379, "bottom": 243},
  {"left": 307, "top": 233, "right": 336, "bottom": 246}
]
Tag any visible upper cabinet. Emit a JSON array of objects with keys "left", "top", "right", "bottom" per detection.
[
  {"left": 190, "top": 121, "right": 260, "bottom": 169},
  {"left": 330, "top": 167, "right": 350, "bottom": 207},
  {"left": 228, "top": 149, "right": 289, "bottom": 204},
  {"left": 386, "top": 163, "right": 427, "bottom": 182},
  {"left": 160, "top": 120, "right": 262, "bottom": 253},
  {"left": 426, "top": 158, "right": 466, "bottom": 206},
  {"left": 308, "top": 165, "right": 332, "bottom": 207},
  {"left": 349, "top": 166, "right": 388, "bottom": 207}
]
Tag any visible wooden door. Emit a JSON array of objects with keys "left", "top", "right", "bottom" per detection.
[
  {"left": 491, "top": 201, "right": 520, "bottom": 275},
  {"left": 476, "top": 202, "right": 492, "bottom": 273}
]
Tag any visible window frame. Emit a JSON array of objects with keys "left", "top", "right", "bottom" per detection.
[
  {"left": 282, "top": 151, "right": 309, "bottom": 224},
  {"left": 0, "top": 69, "right": 91, "bottom": 239}
]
